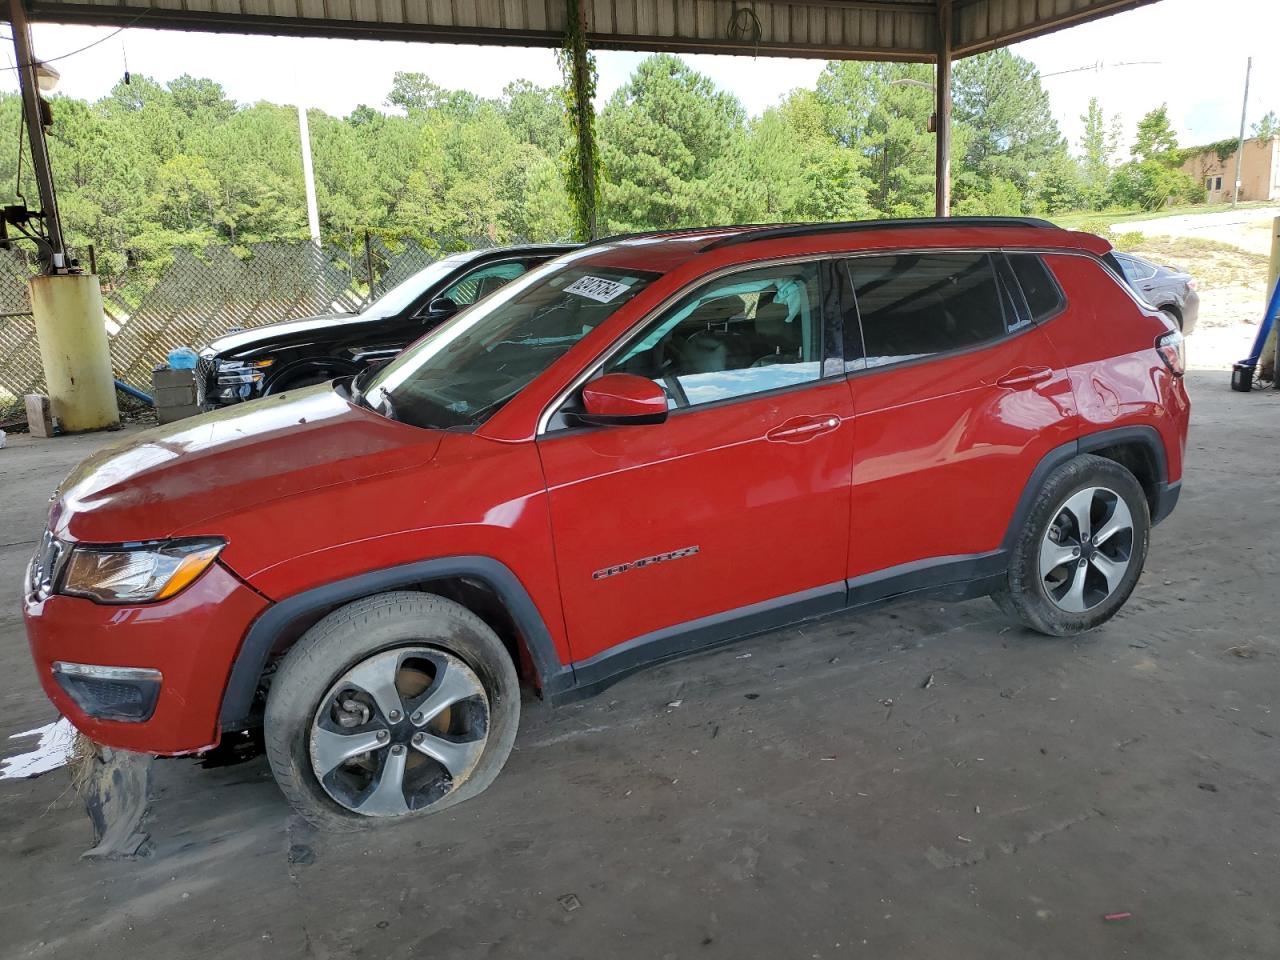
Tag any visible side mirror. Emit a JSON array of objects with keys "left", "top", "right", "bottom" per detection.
[
  {"left": 570, "top": 373, "right": 668, "bottom": 427},
  {"left": 422, "top": 296, "right": 458, "bottom": 322}
]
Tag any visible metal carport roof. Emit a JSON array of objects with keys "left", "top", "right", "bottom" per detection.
[{"left": 16, "top": 0, "right": 1158, "bottom": 61}]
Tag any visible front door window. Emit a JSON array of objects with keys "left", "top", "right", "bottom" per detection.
[{"left": 603, "top": 262, "right": 826, "bottom": 409}]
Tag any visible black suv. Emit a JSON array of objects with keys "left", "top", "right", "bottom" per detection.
[{"left": 196, "top": 243, "right": 577, "bottom": 408}]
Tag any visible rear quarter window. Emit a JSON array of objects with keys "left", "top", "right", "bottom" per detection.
[{"left": 1006, "top": 254, "right": 1066, "bottom": 322}]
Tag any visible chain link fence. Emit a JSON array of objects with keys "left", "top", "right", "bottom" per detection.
[
  {"left": 0, "top": 236, "right": 442, "bottom": 422},
  {"left": 0, "top": 248, "right": 44, "bottom": 420}
]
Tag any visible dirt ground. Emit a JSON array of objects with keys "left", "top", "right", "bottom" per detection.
[
  {"left": 2, "top": 372, "right": 1279, "bottom": 959},
  {"left": 1117, "top": 207, "right": 1280, "bottom": 372}
]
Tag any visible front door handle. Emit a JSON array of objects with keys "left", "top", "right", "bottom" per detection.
[
  {"left": 996, "top": 367, "right": 1053, "bottom": 389},
  {"left": 766, "top": 415, "right": 841, "bottom": 443}
]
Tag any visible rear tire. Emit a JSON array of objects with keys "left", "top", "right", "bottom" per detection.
[
  {"left": 993, "top": 454, "right": 1150, "bottom": 636},
  {"left": 264, "top": 591, "right": 520, "bottom": 831}
]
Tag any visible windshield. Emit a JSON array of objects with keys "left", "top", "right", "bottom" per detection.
[
  {"left": 360, "top": 253, "right": 476, "bottom": 318},
  {"left": 362, "top": 262, "right": 657, "bottom": 430}
]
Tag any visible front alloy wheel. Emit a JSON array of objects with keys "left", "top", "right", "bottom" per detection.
[
  {"left": 264, "top": 592, "right": 520, "bottom": 830},
  {"left": 310, "top": 648, "right": 489, "bottom": 816}
]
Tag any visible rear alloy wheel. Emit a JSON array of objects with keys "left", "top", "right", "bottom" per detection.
[
  {"left": 265, "top": 592, "right": 519, "bottom": 829},
  {"left": 1038, "top": 486, "right": 1134, "bottom": 614},
  {"left": 994, "top": 454, "right": 1150, "bottom": 636}
]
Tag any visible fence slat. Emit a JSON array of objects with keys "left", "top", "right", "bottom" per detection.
[{"left": 0, "top": 238, "right": 470, "bottom": 420}]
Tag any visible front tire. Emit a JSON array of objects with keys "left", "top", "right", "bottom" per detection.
[
  {"left": 264, "top": 592, "right": 520, "bottom": 830},
  {"left": 994, "top": 454, "right": 1150, "bottom": 636}
]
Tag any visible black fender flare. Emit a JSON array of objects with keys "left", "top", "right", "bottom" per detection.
[
  {"left": 218, "top": 555, "right": 574, "bottom": 730},
  {"left": 1001, "top": 424, "right": 1175, "bottom": 552}
]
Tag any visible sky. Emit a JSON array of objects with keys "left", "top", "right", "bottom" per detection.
[{"left": 0, "top": 0, "right": 1277, "bottom": 155}]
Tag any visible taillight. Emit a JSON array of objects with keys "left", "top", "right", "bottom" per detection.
[
  {"left": 1156, "top": 330, "right": 1185, "bottom": 377},
  {"left": 1187, "top": 277, "right": 1198, "bottom": 291}
]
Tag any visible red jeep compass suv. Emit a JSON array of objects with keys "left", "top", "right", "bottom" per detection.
[{"left": 24, "top": 218, "right": 1189, "bottom": 827}]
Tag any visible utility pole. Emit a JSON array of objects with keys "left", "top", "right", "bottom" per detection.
[
  {"left": 297, "top": 103, "right": 321, "bottom": 245},
  {"left": 1232, "top": 57, "right": 1251, "bottom": 208},
  {"left": 9, "top": 0, "right": 64, "bottom": 266}
]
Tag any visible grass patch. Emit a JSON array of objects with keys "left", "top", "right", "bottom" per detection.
[
  {"left": 1123, "top": 234, "right": 1268, "bottom": 289},
  {"left": 1051, "top": 201, "right": 1278, "bottom": 232}
]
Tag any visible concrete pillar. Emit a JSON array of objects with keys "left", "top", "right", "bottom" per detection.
[{"left": 30, "top": 273, "right": 120, "bottom": 432}]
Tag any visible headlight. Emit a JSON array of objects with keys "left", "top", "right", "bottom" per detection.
[
  {"left": 59, "top": 538, "right": 226, "bottom": 604},
  {"left": 216, "top": 358, "right": 274, "bottom": 384}
]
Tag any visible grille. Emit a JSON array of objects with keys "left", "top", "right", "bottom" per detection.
[
  {"left": 55, "top": 672, "right": 160, "bottom": 722},
  {"left": 195, "top": 356, "right": 217, "bottom": 406},
  {"left": 27, "top": 530, "right": 67, "bottom": 600},
  {"left": 70, "top": 676, "right": 144, "bottom": 708}
]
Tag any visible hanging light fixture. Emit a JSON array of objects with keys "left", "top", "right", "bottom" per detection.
[{"left": 34, "top": 61, "right": 59, "bottom": 92}]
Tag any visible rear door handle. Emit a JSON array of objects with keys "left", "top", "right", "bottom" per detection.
[
  {"left": 996, "top": 367, "right": 1053, "bottom": 389},
  {"left": 766, "top": 415, "right": 841, "bottom": 443}
]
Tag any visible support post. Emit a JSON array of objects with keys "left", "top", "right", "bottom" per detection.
[
  {"left": 563, "top": 0, "right": 599, "bottom": 240},
  {"left": 31, "top": 273, "right": 120, "bottom": 431},
  {"left": 363, "top": 229, "right": 375, "bottom": 296},
  {"left": 11, "top": 0, "right": 118, "bottom": 431},
  {"left": 935, "top": 0, "right": 952, "bottom": 218},
  {"left": 8, "top": 0, "right": 64, "bottom": 265},
  {"left": 1261, "top": 215, "right": 1280, "bottom": 384}
]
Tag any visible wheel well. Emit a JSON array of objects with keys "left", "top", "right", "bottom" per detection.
[
  {"left": 1158, "top": 303, "right": 1183, "bottom": 327},
  {"left": 266, "top": 359, "right": 358, "bottom": 392},
  {"left": 261, "top": 577, "right": 533, "bottom": 694},
  {"left": 1086, "top": 441, "right": 1161, "bottom": 517}
]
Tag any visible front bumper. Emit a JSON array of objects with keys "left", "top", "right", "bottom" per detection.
[
  {"left": 23, "top": 563, "right": 268, "bottom": 755},
  {"left": 198, "top": 355, "right": 267, "bottom": 408}
]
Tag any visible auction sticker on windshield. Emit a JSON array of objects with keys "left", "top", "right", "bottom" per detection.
[{"left": 564, "top": 275, "right": 632, "bottom": 303}]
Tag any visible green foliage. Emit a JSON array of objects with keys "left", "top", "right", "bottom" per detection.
[
  {"left": 598, "top": 54, "right": 760, "bottom": 231},
  {"left": 1105, "top": 104, "right": 1203, "bottom": 211},
  {"left": 952, "top": 49, "right": 1066, "bottom": 204},
  {"left": 1252, "top": 110, "right": 1277, "bottom": 140},
  {"left": 1108, "top": 159, "right": 1202, "bottom": 211},
  {"left": 0, "top": 48, "right": 1209, "bottom": 289},
  {"left": 750, "top": 89, "right": 871, "bottom": 222},
  {"left": 1132, "top": 104, "right": 1179, "bottom": 162},
  {"left": 816, "top": 61, "right": 940, "bottom": 216},
  {"left": 1077, "top": 97, "right": 1121, "bottom": 210},
  {"left": 557, "top": 0, "right": 602, "bottom": 241}
]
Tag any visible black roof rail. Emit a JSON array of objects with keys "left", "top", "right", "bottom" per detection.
[
  {"left": 699, "top": 216, "right": 1060, "bottom": 251},
  {"left": 582, "top": 224, "right": 767, "bottom": 248}
]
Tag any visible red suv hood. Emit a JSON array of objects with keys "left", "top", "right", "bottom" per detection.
[{"left": 50, "top": 386, "right": 442, "bottom": 543}]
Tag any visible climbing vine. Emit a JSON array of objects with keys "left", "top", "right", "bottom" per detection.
[{"left": 557, "top": 0, "right": 601, "bottom": 240}]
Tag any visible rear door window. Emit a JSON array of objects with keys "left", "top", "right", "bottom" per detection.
[{"left": 844, "top": 253, "right": 1016, "bottom": 370}]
